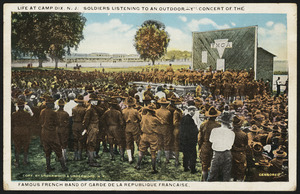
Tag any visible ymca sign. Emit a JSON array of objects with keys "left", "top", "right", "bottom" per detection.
[{"left": 211, "top": 39, "right": 232, "bottom": 58}]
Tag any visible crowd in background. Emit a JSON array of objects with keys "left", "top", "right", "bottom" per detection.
[{"left": 11, "top": 67, "right": 288, "bottom": 181}]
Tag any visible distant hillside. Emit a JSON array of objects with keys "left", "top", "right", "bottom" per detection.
[{"left": 274, "top": 60, "right": 288, "bottom": 72}]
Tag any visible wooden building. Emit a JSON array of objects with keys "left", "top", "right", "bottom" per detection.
[{"left": 192, "top": 26, "right": 275, "bottom": 82}]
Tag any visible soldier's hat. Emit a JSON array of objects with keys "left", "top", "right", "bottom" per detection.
[
  {"left": 157, "top": 97, "right": 170, "bottom": 104},
  {"left": 17, "top": 99, "right": 26, "bottom": 106},
  {"left": 58, "top": 99, "right": 66, "bottom": 106},
  {"left": 252, "top": 142, "right": 263, "bottom": 153},
  {"left": 145, "top": 103, "right": 157, "bottom": 112},
  {"left": 89, "top": 93, "right": 98, "bottom": 101},
  {"left": 273, "top": 148, "right": 287, "bottom": 158},
  {"left": 74, "top": 95, "right": 85, "bottom": 103},
  {"left": 168, "top": 95, "right": 178, "bottom": 102},
  {"left": 154, "top": 96, "right": 159, "bottom": 101},
  {"left": 249, "top": 125, "right": 260, "bottom": 133},
  {"left": 85, "top": 85, "right": 95, "bottom": 93},
  {"left": 205, "top": 106, "right": 221, "bottom": 117},
  {"left": 233, "top": 115, "right": 243, "bottom": 126},
  {"left": 23, "top": 89, "right": 33, "bottom": 96},
  {"left": 174, "top": 99, "right": 182, "bottom": 105},
  {"left": 255, "top": 159, "right": 271, "bottom": 167},
  {"left": 143, "top": 94, "right": 152, "bottom": 102},
  {"left": 121, "top": 93, "right": 129, "bottom": 99},
  {"left": 272, "top": 124, "right": 280, "bottom": 132},
  {"left": 45, "top": 97, "right": 55, "bottom": 104},
  {"left": 109, "top": 98, "right": 119, "bottom": 105},
  {"left": 169, "top": 85, "right": 174, "bottom": 90},
  {"left": 147, "top": 85, "right": 152, "bottom": 89},
  {"left": 125, "top": 96, "right": 136, "bottom": 106}
]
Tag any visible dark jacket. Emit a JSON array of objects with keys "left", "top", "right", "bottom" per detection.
[{"left": 180, "top": 114, "right": 198, "bottom": 150}]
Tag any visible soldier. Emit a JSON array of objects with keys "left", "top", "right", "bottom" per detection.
[
  {"left": 102, "top": 98, "right": 126, "bottom": 161},
  {"left": 135, "top": 103, "right": 161, "bottom": 174},
  {"left": 166, "top": 63, "right": 174, "bottom": 84},
  {"left": 155, "top": 97, "right": 172, "bottom": 163},
  {"left": 11, "top": 99, "right": 32, "bottom": 167},
  {"left": 56, "top": 99, "right": 69, "bottom": 164},
  {"left": 173, "top": 99, "right": 183, "bottom": 166},
  {"left": 82, "top": 93, "right": 101, "bottom": 167},
  {"left": 143, "top": 85, "right": 154, "bottom": 101},
  {"left": 231, "top": 116, "right": 248, "bottom": 181},
  {"left": 72, "top": 95, "right": 86, "bottom": 161},
  {"left": 198, "top": 106, "right": 221, "bottom": 181},
  {"left": 40, "top": 97, "right": 68, "bottom": 173},
  {"left": 122, "top": 96, "right": 142, "bottom": 164}
]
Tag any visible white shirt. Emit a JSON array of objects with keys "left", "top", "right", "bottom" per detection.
[
  {"left": 209, "top": 124, "right": 235, "bottom": 152},
  {"left": 64, "top": 100, "right": 78, "bottom": 117},
  {"left": 135, "top": 91, "right": 144, "bottom": 103},
  {"left": 155, "top": 91, "right": 166, "bottom": 99}
]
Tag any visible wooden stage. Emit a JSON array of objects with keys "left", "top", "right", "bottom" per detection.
[{"left": 131, "top": 81, "right": 197, "bottom": 96}]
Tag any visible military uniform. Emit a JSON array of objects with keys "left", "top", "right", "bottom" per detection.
[
  {"left": 72, "top": 96, "right": 86, "bottom": 160},
  {"left": 135, "top": 104, "right": 161, "bottom": 173},
  {"left": 231, "top": 116, "right": 248, "bottom": 181},
  {"left": 155, "top": 98, "right": 172, "bottom": 162},
  {"left": 56, "top": 108, "right": 69, "bottom": 149},
  {"left": 11, "top": 101, "right": 32, "bottom": 167},
  {"left": 198, "top": 107, "right": 221, "bottom": 181},
  {"left": 102, "top": 99, "right": 126, "bottom": 160},
  {"left": 122, "top": 97, "right": 142, "bottom": 163},
  {"left": 40, "top": 98, "right": 68, "bottom": 173}
]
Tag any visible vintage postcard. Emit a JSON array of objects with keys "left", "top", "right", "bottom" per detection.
[{"left": 3, "top": 3, "right": 297, "bottom": 191}]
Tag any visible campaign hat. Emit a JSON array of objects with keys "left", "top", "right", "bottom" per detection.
[
  {"left": 252, "top": 142, "right": 263, "bottom": 153},
  {"left": 168, "top": 95, "right": 178, "bottom": 102},
  {"left": 58, "top": 99, "right": 66, "bottom": 106},
  {"left": 145, "top": 103, "right": 157, "bottom": 112},
  {"left": 17, "top": 99, "right": 26, "bottom": 106},
  {"left": 74, "top": 95, "right": 85, "bottom": 103},
  {"left": 125, "top": 96, "right": 136, "bottom": 106},
  {"left": 157, "top": 97, "right": 170, "bottom": 104},
  {"left": 143, "top": 94, "right": 152, "bottom": 102},
  {"left": 23, "top": 89, "right": 33, "bottom": 96},
  {"left": 205, "top": 106, "right": 221, "bottom": 117},
  {"left": 273, "top": 147, "right": 287, "bottom": 158},
  {"left": 45, "top": 97, "right": 55, "bottom": 104},
  {"left": 249, "top": 125, "right": 260, "bottom": 133},
  {"left": 232, "top": 115, "right": 243, "bottom": 126},
  {"left": 109, "top": 98, "right": 119, "bottom": 105}
]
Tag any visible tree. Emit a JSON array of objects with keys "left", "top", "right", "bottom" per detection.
[
  {"left": 11, "top": 13, "right": 86, "bottom": 68},
  {"left": 12, "top": 13, "right": 50, "bottom": 67},
  {"left": 134, "top": 20, "right": 170, "bottom": 65},
  {"left": 47, "top": 13, "right": 86, "bottom": 69}
]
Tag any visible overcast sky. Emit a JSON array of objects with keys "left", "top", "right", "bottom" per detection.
[{"left": 72, "top": 13, "right": 287, "bottom": 60}]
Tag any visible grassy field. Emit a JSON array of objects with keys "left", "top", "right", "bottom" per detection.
[
  {"left": 12, "top": 64, "right": 190, "bottom": 73},
  {"left": 11, "top": 137, "right": 202, "bottom": 181}
]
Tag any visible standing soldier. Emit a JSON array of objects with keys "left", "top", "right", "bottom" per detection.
[
  {"left": 198, "top": 106, "right": 221, "bottom": 181},
  {"left": 135, "top": 104, "right": 161, "bottom": 173},
  {"left": 72, "top": 95, "right": 86, "bottom": 161},
  {"left": 156, "top": 97, "right": 172, "bottom": 163},
  {"left": 40, "top": 97, "right": 68, "bottom": 173},
  {"left": 102, "top": 98, "right": 126, "bottom": 161},
  {"left": 56, "top": 99, "right": 69, "bottom": 164},
  {"left": 82, "top": 93, "right": 101, "bottom": 167},
  {"left": 173, "top": 99, "right": 183, "bottom": 166},
  {"left": 11, "top": 99, "right": 32, "bottom": 167},
  {"left": 231, "top": 116, "right": 248, "bottom": 181},
  {"left": 122, "top": 96, "right": 142, "bottom": 164}
]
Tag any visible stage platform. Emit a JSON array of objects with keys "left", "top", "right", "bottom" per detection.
[{"left": 131, "top": 81, "right": 197, "bottom": 96}]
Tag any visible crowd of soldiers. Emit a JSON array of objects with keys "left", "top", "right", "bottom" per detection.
[{"left": 11, "top": 67, "right": 288, "bottom": 181}]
